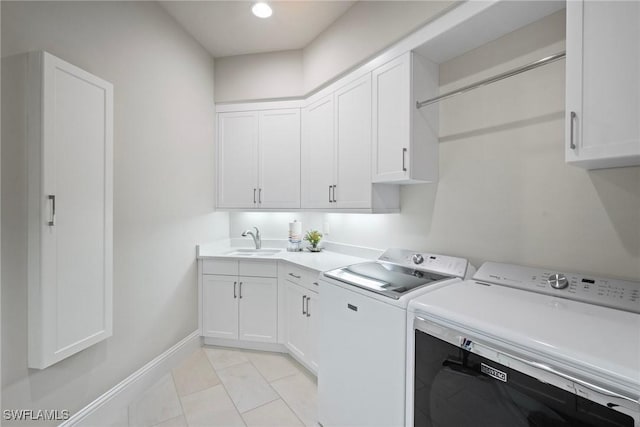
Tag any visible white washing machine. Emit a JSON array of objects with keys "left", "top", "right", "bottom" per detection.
[
  {"left": 318, "top": 248, "right": 474, "bottom": 427},
  {"left": 406, "top": 262, "right": 640, "bottom": 426}
]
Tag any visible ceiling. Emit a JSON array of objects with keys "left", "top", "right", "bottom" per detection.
[{"left": 160, "top": 1, "right": 356, "bottom": 58}]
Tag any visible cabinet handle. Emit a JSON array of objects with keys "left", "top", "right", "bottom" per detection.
[
  {"left": 313, "top": 282, "right": 319, "bottom": 287},
  {"left": 569, "top": 111, "right": 577, "bottom": 150},
  {"left": 233, "top": 281, "right": 237, "bottom": 299},
  {"left": 239, "top": 282, "right": 243, "bottom": 299},
  {"left": 306, "top": 296, "right": 310, "bottom": 317},
  {"left": 402, "top": 148, "right": 407, "bottom": 172},
  {"left": 332, "top": 185, "right": 337, "bottom": 203},
  {"left": 288, "top": 272, "right": 301, "bottom": 279},
  {"left": 258, "top": 188, "right": 262, "bottom": 204},
  {"left": 329, "top": 185, "right": 333, "bottom": 203},
  {"left": 47, "top": 195, "right": 56, "bottom": 226},
  {"left": 302, "top": 295, "right": 307, "bottom": 315},
  {"left": 253, "top": 188, "right": 257, "bottom": 204}
]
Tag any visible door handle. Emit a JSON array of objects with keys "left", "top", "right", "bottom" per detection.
[
  {"left": 233, "top": 281, "right": 237, "bottom": 299},
  {"left": 402, "top": 148, "right": 407, "bottom": 172},
  {"left": 329, "top": 185, "right": 333, "bottom": 203},
  {"left": 569, "top": 111, "right": 577, "bottom": 150},
  {"left": 253, "top": 188, "right": 257, "bottom": 204},
  {"left": 302, "top": 295, "right": 307, "bottom": 315},
  {"left": 258, "top": 188, "right": 262, "bottom": 204},
  {"left": 47, "top": 195, "right": 56, "bottom": 226},
  {"left": 306, "top": 296, "right": 310, "bottom": 317},
  {"left": 332, "top": 185, "right": 337, "bottom": 203},
  {"left": 239, "top": 282, "right": 243, "bottom": 299}
]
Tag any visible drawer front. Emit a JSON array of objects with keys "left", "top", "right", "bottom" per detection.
[
  {"left": 239, "top": 260, "right": 277, "bottom": 278},
  {"left": 282, "top": 263, "right": 306, "bottom": 286},
  {"left": 202, "top": 259, "right": 238, "bottom": 276},
  {"left": 305, "top": 270, "right": 322, "bottom": 290}
]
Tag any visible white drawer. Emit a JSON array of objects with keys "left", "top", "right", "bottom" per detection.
[
  {"left": 239, "top": 260, "right": 277, "bottom": 278},
  {"left": 202, "top": 259, "right": 238, "bottom": 276},
  {"left": 281, "top": 261, "right": 321, "bottom": 292},
  {"left": 281, "top": 263, "right": 306, "bottom": 286}
]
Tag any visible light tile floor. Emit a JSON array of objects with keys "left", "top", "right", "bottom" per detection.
[{"left": 128, "top": 347, "right": 317, "bottom": 427}]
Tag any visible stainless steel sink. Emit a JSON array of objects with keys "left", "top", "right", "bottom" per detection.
[{"left": 224, "top": 249, "right": 282, "bottom": 257}]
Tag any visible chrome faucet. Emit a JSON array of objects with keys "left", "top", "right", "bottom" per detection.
[{"left": 241, "top": 227, "right": 261, "bottom": 249}]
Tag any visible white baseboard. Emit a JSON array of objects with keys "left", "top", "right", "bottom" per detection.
[
  {"left": 203, "top": 337, "right": 286, "bottom": 353},
  {"left": 61, "top": 330, "right": 201, "bottom": 427}
]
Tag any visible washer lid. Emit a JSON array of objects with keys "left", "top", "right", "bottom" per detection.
[
  {"left": 409, "top": 280, "right": 640, "bottom": 399},
  {"left": 324, "top": 261, "right": 451, "bottom": 299}
]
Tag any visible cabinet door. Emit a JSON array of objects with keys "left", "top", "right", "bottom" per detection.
[
  {"left": 283, "top": 280, "right": 309, "bottom": 360},
  {"left": 259, "top": 109, "right": 301, "bottom": 209},
  {"left": 28, "top": 51, "right": 113, "bottom": 369},
  {"left": 306, "top": 290, "right": 320, "bottom": 373},
  {"left": 217, "top": 111, "right": 259, "bottom": 208},
  {"left": 372, "top": 54, "right": 411, "bottom": 182},
  {"left": 238, "top": 276, "right": 278, "bottom": 343},
  {"left": 566, "top": 1, "right": 640, "bottom": 169},
  {"left": 301, "top": 95, "right": 335, "bottom": 209},
  {"left": 335, "top": 74, "right": 372, "bottom": 209},
  {"left": 202, "top": 275, "right": 239, "bottom": 339}
]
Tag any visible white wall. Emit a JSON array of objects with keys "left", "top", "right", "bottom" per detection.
[
  {"left": 213, "top": 1, "right": 457, "bottom": 102},
  {"left": 302, "top": 0, "right": 456, "bottom": 92},
  {"left": 230, "top": 10, "right": 640, "bottom": 281},
  {"left": 215, "top": 50, "right": 303, "bottom": 102},
  {"left": 1, "top": 1, "right": 227, "bottom": 421}
]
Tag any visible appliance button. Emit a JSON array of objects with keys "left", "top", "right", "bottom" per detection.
[
  {"left": 548, "top": 273, "right": 569, "bottom": 290},
  {"left": 412, "top": 254, "right": 424, "bottom": 264}
]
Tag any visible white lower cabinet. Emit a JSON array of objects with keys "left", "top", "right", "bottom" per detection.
[
  {"left": 201, "top": 260, "right": 277, "bottom": 344},
  {"left": 280, "top": 263, "right": 321, "bottom": 373}
]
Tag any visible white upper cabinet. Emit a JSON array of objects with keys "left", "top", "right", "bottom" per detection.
[
  {"left": 301, "top": 95, "right": 335, "bottom": 209},
  {"left": 334, "top": 75, "right": 373, "bottom": 209},
  {"left": 27, "top": 51, "right": 113, "bottom": 369},
  {"left": 259, "top": 109, "right": 301, "bottom": 209},
  {"left": 217, "top": 111, "right": 259, "bottom": 208},
  {"left": 217, "top": 107, "right": 300, "bottom": 209},
  {"left": 566, "top": 0, "right": 640, "bottom": 169},
  {"left": 372, "top": 52, "right": 439, "bottom": 183},
  {"left": 301, "top": 75, "right": 400, "bottom": 212}
]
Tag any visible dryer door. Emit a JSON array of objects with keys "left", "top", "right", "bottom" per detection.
[{"left": 414, "top": 328, "right": 635, "bottom": 427}]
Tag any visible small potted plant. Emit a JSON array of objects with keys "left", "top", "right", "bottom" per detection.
[{"left": 304, "top": 230, "right": 323, "bottom": 252}]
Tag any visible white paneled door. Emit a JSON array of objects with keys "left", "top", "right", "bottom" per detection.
[
  {"left": 217, "top": 111, "right": 259, "bottom": 208},
  {"left": 334, "top": 74, "right": 372, "bottom": 209},
  {"left": 259, "top": 109, "right": 301, "bottom": 209},
  {"left": 301, "top": 95, "right": 335, "bottom": 209},
  {"left": 202, "top": 275, "right": 239, "bottom": 340},
  {"left": 28, "top": 51, "right": 113, "bottom": 369}
]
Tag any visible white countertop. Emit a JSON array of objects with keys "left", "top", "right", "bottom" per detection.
[{"left": 197, "top": 241, "right": 373, "bottom": 272}]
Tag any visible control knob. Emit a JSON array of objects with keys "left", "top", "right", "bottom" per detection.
[
  {"left": 548, "top": 273, "right": 568, "bottom": 289},
  {"left": 412, "top": 254, "right": 424, "bottom": 265}
]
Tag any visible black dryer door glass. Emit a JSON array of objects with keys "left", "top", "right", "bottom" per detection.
[{"left": 414, "top": 329, "right": 634, "bottom": 427}]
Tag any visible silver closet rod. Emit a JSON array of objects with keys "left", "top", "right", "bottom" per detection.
[{"left": 416, "top": 51, "right": 566, "bottom": 109}]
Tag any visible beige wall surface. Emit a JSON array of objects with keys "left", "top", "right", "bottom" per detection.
[
  {"left": 230, "top": 10, "right": 640, "bottom": 281},
  {"left": 214, "top": 49, "right": 303, "bottom": 102},
  {"left": 302, "top": 0, "right": 456, "bottom": 93},
  {"left": 1, "top": 1, "right": 227, "bottom": 421}
]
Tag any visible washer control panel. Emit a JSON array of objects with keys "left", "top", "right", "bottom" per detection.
[
  {"left": 378, "top": 248, "right": 469, "bottom": 279},
  {"left": 474, "top": 262, "right": 640, "bottom": 314}
]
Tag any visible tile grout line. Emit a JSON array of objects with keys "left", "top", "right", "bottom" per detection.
[
  {"left": 245, "top": 355, "right": 308, "bottom": 427},
  {"left": 205, "top": 345, "right": 307, "bottom": 426},
  {"left": 170, "top": 360, "right": 190, "bottom": 427},
  {"left": 203, "top": 347, "right": 249, "bottom": 426}
]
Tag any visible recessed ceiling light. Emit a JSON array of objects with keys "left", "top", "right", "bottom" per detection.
[{"left": 252, "top": 2, "right": 272, "bottom": 19}]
